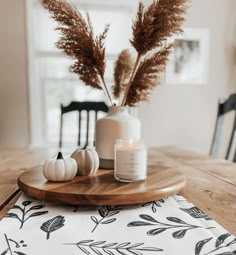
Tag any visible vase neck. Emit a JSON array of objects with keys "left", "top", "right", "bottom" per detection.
[{"left": 107, "top": 106, "right": 128, "bottom": 115}]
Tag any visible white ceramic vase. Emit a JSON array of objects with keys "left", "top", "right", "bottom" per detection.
[{"left": 95, "top": 106, "right": 141, "bottom": 169}]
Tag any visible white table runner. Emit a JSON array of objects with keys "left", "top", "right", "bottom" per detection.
[{"left": 0, "top": 194, "right": 235, "bottom": 255}]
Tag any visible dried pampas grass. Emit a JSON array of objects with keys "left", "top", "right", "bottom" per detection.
[
  {"left": 126, "top": 45, "right": 172, "bottom": 106},
  {"left": 121, "top": 0, "right": 187, "bottom": 105},
  {"left": 41, "top": 0, "right": 188, "bottom": 106},
  {"left": 131, "top": 0, "right": 187, "bottom": 55},
  {"left": 41, "top": 0, "right": 112, "bottom": 104},
  {"left": 113, "top": 50, "right": 133, "bottom": 99}
]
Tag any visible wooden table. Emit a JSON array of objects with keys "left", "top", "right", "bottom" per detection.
[
  {"left": 0, "top": 148, "right": 54, "bottom": 219},
  {"left": 0, "top": 146, "right": 235, "bottom": 235}
]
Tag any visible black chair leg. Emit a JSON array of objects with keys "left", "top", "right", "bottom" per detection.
[
  {"left": 59, "top": 113, "right": 63, "bottom": 148},
  {"left": 78, "top": 111, "right": 81, "bottom": 147},
  {"left": 84, "top": 111, "right": 89, "bottom": 148}
]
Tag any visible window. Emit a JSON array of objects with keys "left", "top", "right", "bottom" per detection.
[{"left": 26, "top": 0, "right": 138, "bottom": 147}]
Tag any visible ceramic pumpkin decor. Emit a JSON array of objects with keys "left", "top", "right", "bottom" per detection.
[
  {"left": 71, "top": 148, "right": 99, "bottom": 176},
  {"left": 42, "top": 152, "right": 77, "bottom": 182}
]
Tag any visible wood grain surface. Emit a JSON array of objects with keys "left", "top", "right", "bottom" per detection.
[
  {"left": 0, "top": 192, "right": 22, "bottom": 220},
  {"left": 152, "top": 147, "right": 236, "bottom": 235},
  {"left": 0, "top": 146, "right": 235, "bottom": 235},
  {"left": 17, "top": 165, "right": 186, "bottom": 205},
  {"left": 0, "top": 148, "right": 54, "bottom": 210},
  {"left": 159, "top": 147, "right": 236, "bottom": 185}
]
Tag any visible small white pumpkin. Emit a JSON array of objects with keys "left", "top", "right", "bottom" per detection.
[
  {"left": 43, "top": 152, "right": 77, "bottom": 182},
  {"left": 71, "top": 147, "right": 99, "bottom": 176}
]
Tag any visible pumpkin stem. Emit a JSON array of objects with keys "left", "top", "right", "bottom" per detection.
[{"left": 57, "top": 152, "right": 64, "bottom": 160}]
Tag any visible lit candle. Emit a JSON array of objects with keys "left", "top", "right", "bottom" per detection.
[{"left": 114, "top": 139, "right": 147, "bottom": 182}]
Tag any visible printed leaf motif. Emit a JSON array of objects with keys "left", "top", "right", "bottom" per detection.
[
  {"left": 214, "top": 252, "right": 236, "bottom": 255},
  {"left": 152, "top": 206, "right": 157, "bottom": 213},
  {"left": 91, "top": 216, "right": 99, "bottom": 224},
  {"left": 40, "top": 215, "right": 65, "bottom": 240},
  {"left": 147, "top": 228, "right": 166, "bottom": 236},
  {"left": 91, "top": 206, "right": 121, "bottom": 233},
  {"left": 1, "top": 234, "right": 28, "bottom": 255},
  {"left": 27, "top": 205, "right": 45, "bottom": 211},
  {"left": 116, "top": 242, "right": 131, "bottom": 248},
  {"left": 107, "top": 211, "right": 120, "bottom": 217},
  {"left": 65, "top": 240, "right": 162, "bottom": 254},
  {"left": 194, "top": 236, "right": 236, "bottom": 255},
  {"left": 22, "top": 201, "right": 32, "bottom": 207},
  {"left": 142, "top": 200, "right": 164, "bottom": 213},
  {"left": 107, "top": 206, "right": 123, "bottom": 211},
  {"left": 90, "top": 247, "right": 102, "bottom": 255},
  {"left": 12, "top": 205, "right": 23, "bottom": 212},
  {"left": 215, "top": 233, "right": 231, "bottom": 248},
  {"left": 102, "top": 243, "right": 118, "bottom": 248},
  {"left": 195, "top": 237, "right": 213, "bottom": 255},
  {"left": 172, "top": 229, "right": 187, "bottom": 239},
  {"left": 166, "top": 217, "right": 187, "bottom": 224},
  {"left": 78, "top": 246, "right": 90, "bottom": 254},
  {"left": 4, "top": 213, "right": 20, "bottom": 221},
  {"left": 8, "top": 238, "right": 20, "bottom": 248},
  {"left": 4, "top": 201, "right": 48, "bottom": 229},
  {"left": 139, "top": 214, "right": 159, "bottom": 223},
  {"left": 128, "top": 251, "right": 141, "bottom": 255},
  {"left": 91, "top": 241, "right": 107, "bottom": 246},
  {"left": 127, "top": 243, "right": 144, "bottom": 249},
  {"left": 227, "top": 239, "right": 236, "bottom": 246},
  {"left": 137, "top": 247, "right": 164, "bottom": 251},
  {"left": 103, "top": 250, "right": 114, "bottom": 255},
  {"left": 180, "top": 207, "right": 212, "bottom": 221},
  {"left": 101, "top": 218, "right": 116, "bottom": 224},
  {"left": 1, "top": 249, "right": 8, "bottom": 255},
  {"left": 28, "top": 211, "right": 48, "bottom": 218},
  {"left": 127, "top": 221, "right": 154, "bottom": 227},
  {"left": 77, "top": 240, "right": 94, "bottom": 244},
  {"left": 128, "top": 214, "right": 214, "bottom": 239},
  {"left": 99, "top": 209, "right": 105, "bottom": 217}
]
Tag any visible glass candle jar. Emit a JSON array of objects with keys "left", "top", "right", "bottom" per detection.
[{"left": 114, "top": 139, "right": 147, "bottom": 182}]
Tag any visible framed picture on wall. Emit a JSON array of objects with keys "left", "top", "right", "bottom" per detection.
[{"left": 165, "top": 28, "right": 209, "bottom": 85}]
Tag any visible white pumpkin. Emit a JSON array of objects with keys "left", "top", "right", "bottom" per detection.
[
  {"left": 43, "top": 152, "right": 77, "bottom": 182},
  {"left": 71, "top": 147, "right": 99, "bottom": 176}
]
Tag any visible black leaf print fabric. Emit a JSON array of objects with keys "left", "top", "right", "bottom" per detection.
[
  {"left": 128, "top": 214, "right": 215, "bottom": 238},
  {"left": 215, "top": 234, "right": 231, "bottom": 248},
  {"left": 65, "top": 240, "right": 163, "bottom": 254},
  {"left": 91, "top": 206, "right": 121, "bottom": 233},
  {"left": 180, "top": 207, "right": 212, "bottom": 221},
  {"left": 0, "top": 234, "right": 27, "bottom": 255},
  {"left": 195, "top": 237, "right": 213, "bottom": 255},
  {"left": 142, "top": 200, "right": 165, "bottom": 213},
  {"left": 0, "top": 194, "right": 235, "bottom": 255},
  {"left": 40, "top": 216, "right": 65, "bottom": 240},
  {"left": 194, "top": 235, "right": 236, "bottom": 255},
  {"left": 4, "top": 201, "right": 48, "bottom": 229}
]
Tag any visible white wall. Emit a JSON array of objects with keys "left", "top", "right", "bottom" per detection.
[
  {"left": 139, "top": 0, "right": 236, "bottom": 154},
  {"left": 0, "top": 0, "right": 30, "bottom": 147}
]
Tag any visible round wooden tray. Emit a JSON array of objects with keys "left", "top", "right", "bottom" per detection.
[{"left": 17, "top": 165, "right": 186, "bottom": 206}]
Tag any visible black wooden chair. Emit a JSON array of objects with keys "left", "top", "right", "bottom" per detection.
[
  {"left": 210, "top": 93, "right": 236, "bottom": 162},
  {"left": 59, "top": 101, "right": 109, "bottom": 148}
]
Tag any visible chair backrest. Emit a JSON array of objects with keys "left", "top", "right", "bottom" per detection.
[
  {"left": 59, "top": 101, "right": 109, "bottom": 148},
  {"left": 210, "top": 93, "right": 236, "bottom": 162}
]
